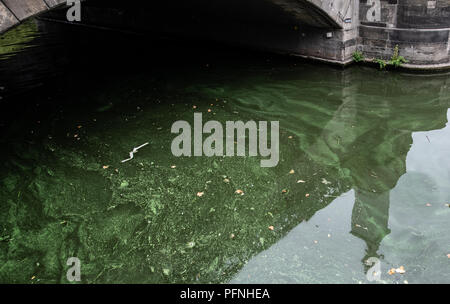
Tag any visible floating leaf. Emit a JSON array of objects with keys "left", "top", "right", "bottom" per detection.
[
  {"left": 389, "top": 266, "right": 406, "bottom": 274},
  {"left": 235, "top": 189, "right": 244, "bottom": 195}
]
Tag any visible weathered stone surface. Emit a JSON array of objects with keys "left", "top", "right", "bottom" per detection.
[
  {"left": 389, "top": 29, "right": 449, "bottom": 43},
  {"left": 359, "top": 0, "right": 398, "bottom": 27},
  {"left": 2, "top": 0, "right": 48, "bottom": 20},
  {"left": 397, "top": 0, "right": 450, "bottom": 28},
  {"left": 359, "top": 25, "right": 389, "bottom": 39},
  {"left": 0, "top": 0, "right": 67, "bottom": 33},
  {"left": 358, "top": 25, "right": 450, "bottom": 64},
  {"left": 269, "top": 0, "right": 349, "bottom": 29},
  {"left": 0, "top": 2, "right": 19, "bottom": 32},
  {"left": 44, "top": 0, "right": 66, "bottom": 8}
]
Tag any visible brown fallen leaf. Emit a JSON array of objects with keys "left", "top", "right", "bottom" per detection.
[
  {"left": 196, "top": 192, "right": 204, "bottom": 197},
  {"left": 235, "top": 189, "right": 244, "bottom": 195},
  {"left": 305, "top": 193, "right": 310, "bottom": 198},
  {"left": 268, "top": 226, "right": 274, "bottom": 231},
  {"left": 389, "top": 266, "right": 406, "bottom": 275},
  {"left": 281, "top": 189, "right": 288, "bottom": 194},
  {"left": 103, "top": 165, "right": 109, "bottom": 169}
]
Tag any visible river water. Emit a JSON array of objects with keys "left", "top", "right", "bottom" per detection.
[{"left": 0, "top": 20, "right": 449, "bottom": 284}]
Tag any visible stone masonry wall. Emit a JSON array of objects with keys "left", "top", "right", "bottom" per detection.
[{"left": 357, "top": 0, "right": 450, "bottom": 67}]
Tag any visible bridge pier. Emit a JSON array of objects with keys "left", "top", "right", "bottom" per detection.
[{"left": 357, "top": 0, "right": 450, "bottom": 69}]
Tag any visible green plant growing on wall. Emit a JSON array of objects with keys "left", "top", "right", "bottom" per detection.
[
  {"left": 352, "top": 51, "right": 364, "bottom": 63},
  {"left": 388, "top": 45, "right": 408, "bottom": 67},
  {"left": 374, "top": 58, "right": 387, "bottom": 70}
]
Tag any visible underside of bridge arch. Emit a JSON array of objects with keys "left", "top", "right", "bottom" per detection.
[
  {"left": 0, "top": 0, "right": 346, "bottom": 32},
  {"left": 1, "top": 0, "right": 359, "bottom": 64}
]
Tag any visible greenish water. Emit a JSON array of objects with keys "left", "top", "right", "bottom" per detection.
[
  {"left": 0, "top": 21, "right": 449, "bottom": 284},
  {"left": 0, "top": 20, "right": 37, "bottom": 57}
]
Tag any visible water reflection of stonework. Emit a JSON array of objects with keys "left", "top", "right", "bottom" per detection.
[{"left": 232, "top": 69, "right": 450, "bottom": 282}]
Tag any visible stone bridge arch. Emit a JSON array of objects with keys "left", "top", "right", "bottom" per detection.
[
  {"left": 0, "top": 0, "right": 349, "bottom": 34},
  {"left": 0, "top": 0, "right": 66, "bottom": 34},
  {"left": 270, "top": 0, "right": 350, "bottom": 29}
]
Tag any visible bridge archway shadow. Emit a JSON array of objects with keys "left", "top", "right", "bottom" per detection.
[{"left": 1, "top": 0, "right": 353, "bottom": 61}]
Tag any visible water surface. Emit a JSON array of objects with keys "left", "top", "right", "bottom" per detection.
[{"left": 0, "top": 20, "right": 449, "bottom": 283}]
